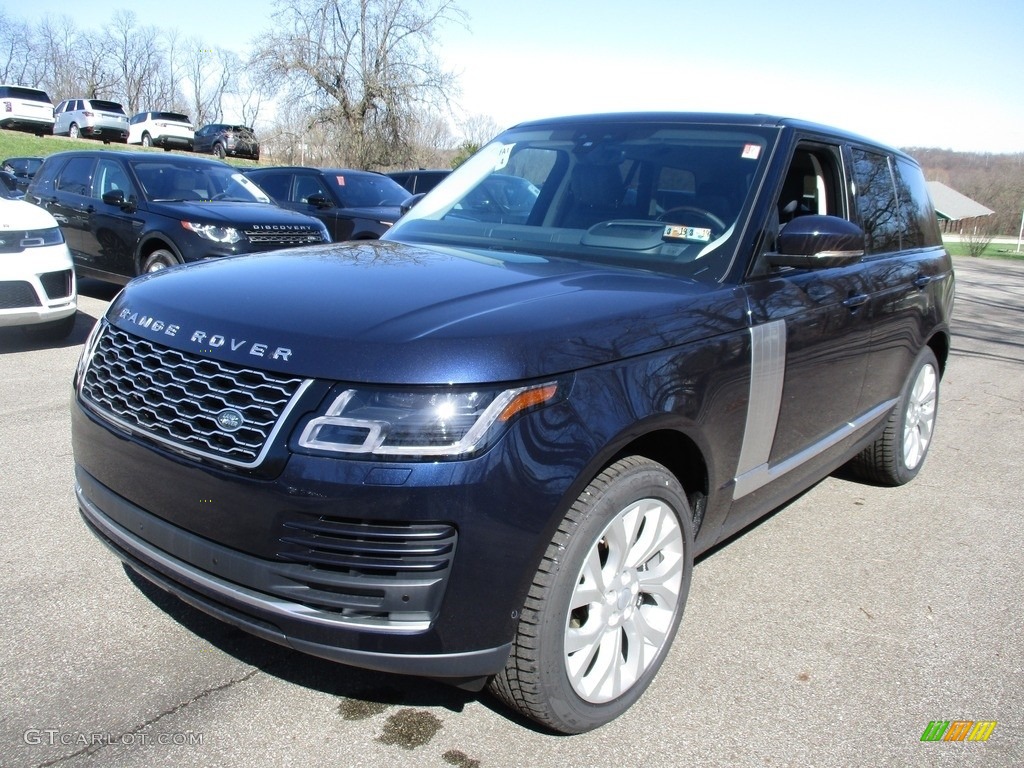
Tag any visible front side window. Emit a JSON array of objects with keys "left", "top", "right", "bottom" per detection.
[
  {"left": 386, "top": 120, "right": 775, "bottom": 281},
  {"left": 94, "top": 159, "right": 136, "bottom": 201}
]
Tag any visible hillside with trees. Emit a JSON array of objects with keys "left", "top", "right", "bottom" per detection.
[{"left": 907, "top": 148, "right": 1024, "bottom": 236}]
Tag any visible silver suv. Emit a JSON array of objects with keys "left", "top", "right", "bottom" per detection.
[{"left": 53, "top": 99, "right": 129, "bottom": 143}]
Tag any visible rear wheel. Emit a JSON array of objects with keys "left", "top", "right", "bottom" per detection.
[
  {"left": 141, "top": 249, "right": 181, "bottom": 274},
  {"left": 850, "top": 346, "right": 939, "bottom": 486},
  {"left": 489, "top": 456, "right": 693, "bottom": 734},
  {"left": 213, "top": 142, "right": 226, "bottom": 159},
  {"left": 142, "top": 132, "right": 152, "bottom": 147},
  {"left": 69, "top": 123, "right": 80, "bottom": 139}
]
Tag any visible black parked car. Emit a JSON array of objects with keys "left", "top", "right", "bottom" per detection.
[
  {"left": 2, "top": 156, "right": 43, "bottom": 192},
  {"left": 244, "top": 166, "right": 408, "bottom": 240},
  {"left": 25, "top": 150, "right": 329, "bottom": 283},
  {"left": 70, "top": 113, "right": 953, "bottom": 734},
  {"left": 193, "top": 124, "right": 260, "bottom": 161},
  {"left": 386, "top": 168, "right": 450, "bottom": 195}
]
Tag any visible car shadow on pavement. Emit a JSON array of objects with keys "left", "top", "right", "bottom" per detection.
[
  {"left": 121, "top": 564, "right": 480, "bottom": 716},
  {"left": 0, "top": 308, "right": 100, "bottom": 353}
]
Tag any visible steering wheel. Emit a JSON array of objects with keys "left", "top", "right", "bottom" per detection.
[{"left": 657, "top": 206, "right": 726, "bottom": 234}]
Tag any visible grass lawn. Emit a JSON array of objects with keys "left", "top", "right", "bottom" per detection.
[
  {"left": 0, "top": 129, "right": 259, "bottom": 168},
  {"left": 943, "top": 240, "right": 1024, "bottom": 260}
]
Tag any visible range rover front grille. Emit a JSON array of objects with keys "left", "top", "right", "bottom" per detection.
[
  {"left": 79, "top": 324, "right": 310, "bottom": 467},
  {"left": 244, "top": 230, "right": 327, "bottom": 246}
]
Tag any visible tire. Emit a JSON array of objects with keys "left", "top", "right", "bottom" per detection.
[
  {"left": 142, "top": 132, "right": 152, "bottom": 147},
  {"left": 489, "top": 456, "right": 693, "bottom": 734},
  {"left": 141, "top": 249, "right": 182, "bottom": 274},
  {"left": 213, "top": 142, "right": 226, "bottom": 159},
  {"left": 69, "top": 123, "right": 80, "bottom": 139},
  {"left": 850, "top": 346, "right": 939, "bottom": 486}
]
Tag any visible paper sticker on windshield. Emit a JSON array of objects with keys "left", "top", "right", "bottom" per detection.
[
  {"left": 336, "top": 175, "right": 346, "bottom": 185},
  {"left": 742, "top": 143, "right": 761, "bottom": 160},
  {"left": 663, "top": 224, "right": 711, "bottom": 242},
  {"left": 495, "top": 144, "right": 513, "bottom": 170}
]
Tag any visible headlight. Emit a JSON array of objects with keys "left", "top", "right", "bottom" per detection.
[
  {"left": 296, "top": 380, "right": 565, "bottom": 459},
  {"left": 20, "top": 227, "right": 64, "bottom": 247},
  {"left": 182, "top": 221, "right": 241, "bottom": 244}
]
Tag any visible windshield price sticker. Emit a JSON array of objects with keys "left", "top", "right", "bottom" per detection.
[
  {"left": 663, "top": 224, "right": 712, "bottom": 242},
  {"left": 495, "top": 144, "right": 513, "bottom": 170}
]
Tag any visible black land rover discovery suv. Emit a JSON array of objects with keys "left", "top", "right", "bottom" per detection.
[
  {"left": 26, "top": 150, "right": 329, "bottom": 283},
  {"left": 72, "top": 114, "right": 953, "bottom": 733}
]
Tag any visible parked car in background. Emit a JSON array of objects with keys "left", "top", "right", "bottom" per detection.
[
  {"left": 25, "top": 150, "right": 329, "bottom": 284},
  {"left": 386, "top": 168, "right": 450, "bottom": 195},
  {"left": 193, "top": 124, "right": 260, "bottom": 161},
  {"left": 128, "top": 111, "right": 194, "bottom": 151},
  {"left": 0, "top": 85, "right": 55, "bottom": 136},
  {"left": 244, "top": 166, "right": 407, "bottom": 240},
  {"left": 2, "top": 156, "right": 43, "bottom": 194},
  {"left": 1, "top": 171, "right": 22, "bottom": 199},
  {"left": 0, "top": 197, "right": 77, "bottom": 339},
  {"left": 53, "top": 99, "right": 129, "bottom": 143}
]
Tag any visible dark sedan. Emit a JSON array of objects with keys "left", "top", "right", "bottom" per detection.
[{"left": 244, "top": 166, "right": 408, "bottom": 240}]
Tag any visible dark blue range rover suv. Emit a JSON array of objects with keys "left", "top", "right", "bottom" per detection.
[{"left": 71, "top": 113, "right": 954, "bottom": 733}]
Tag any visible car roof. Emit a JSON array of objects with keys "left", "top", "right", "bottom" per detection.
[
  {"left": 39, "top": 149, "right": 233, "bottom": 167},
  {"left": 246, "top": 167, "right": 385, "bottom": 176},
  {"left": 509, "top": 111, "right": 910, "bottom": 160}
]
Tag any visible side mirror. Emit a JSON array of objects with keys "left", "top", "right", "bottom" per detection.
[
  {"left": 102, "top": 189, "right": 136, "bottom": 212},
  {"left": 307, "top": 194, "right": 333, "bottom": 209},
  {"left": 400, "top": 192, "right": 425, "bottom": 216},
  {"left": 768, "top": 215, "right": 865, "bottom": 269}
]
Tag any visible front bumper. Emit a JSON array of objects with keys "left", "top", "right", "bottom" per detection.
[{"left": 71, "top": 394, "right": 576, "bottom": 680}]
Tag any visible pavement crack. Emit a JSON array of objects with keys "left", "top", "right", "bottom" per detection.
[{"left": 33, "top": 666, "right": 262, "bottom": 767}]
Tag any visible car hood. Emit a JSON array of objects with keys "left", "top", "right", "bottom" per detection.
[
  {"left": 144, "top": 200, "right": 322, "bottom": 228},
  {"left": 106, "top": 240, "right": 745, "bottom": 384}
]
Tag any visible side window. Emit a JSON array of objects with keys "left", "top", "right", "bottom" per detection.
[
  {"left": 778, "top": 145, "right": 843, "bottom": 224},
  {"left": 294, "top": 174, "right": 331, "bottom": 204},
  {"left": 893, "top": 157, "right": 941, "bottom": 249},
  {"left": 95, "top": 159, "right": 136, "bottom": 201},
  {"left": 253, "top": 173, "right": 291, "bottom": 202},
  {"left": 55, "top": 157, "right": 96, "bottom": 196},
  {"left": 851, "top": 148, "right": 901, "bottom": 255}
]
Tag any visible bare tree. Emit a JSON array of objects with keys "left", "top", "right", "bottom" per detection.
[
  {"left": 0, "top": 10, "right": 33, "bottom": 85},
  {"left": 182, "top": 41, "right": 233, "bottom": 126},
  {"left": 105, "top": 11, "right": 165, "bottom": 112},
  {"left": 251, "top": 0, "right": 465, "bottom": 168}
]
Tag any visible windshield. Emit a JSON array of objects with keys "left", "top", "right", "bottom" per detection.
[
  {"left": 134, "top": 160, "right": 272, "bottom": 204},
  {"left": 385, "top": 118, "right": 777, "bottom": 281}
]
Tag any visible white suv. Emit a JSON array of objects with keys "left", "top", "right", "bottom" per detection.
[
  {"left": 128, "top": 111, "right": 194, "bottom": 151},
  {"left": 0, "top": 85, "right": 54, "bottom": 136},
  {"left": 53, "top": 99, "right": 129, "bottom": 143},
  {"left": 0, "top": 198, "right": 77, "bottom": 340}
]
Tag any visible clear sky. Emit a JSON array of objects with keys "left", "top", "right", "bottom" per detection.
[{"left": 19, "top": 0, "right": 1024, "bottom": 152}]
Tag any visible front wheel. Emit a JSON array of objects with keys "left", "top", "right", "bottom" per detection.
[
  {"left": 141, "top": 249, "right": 182, "bottom": 274},
  {"left": 489, "top": 456, "right": 693, "bottom": 734},
  {"left": 850, "top": 346, "right": 940, "bottom": 486}
]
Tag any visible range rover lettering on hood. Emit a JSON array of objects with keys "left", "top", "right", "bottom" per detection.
[{"left": 116, "top": 308, "right": 293, "bottom": 361}]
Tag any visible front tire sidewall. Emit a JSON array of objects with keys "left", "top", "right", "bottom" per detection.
[
  {"left": 141, "top": 249, "right": 181, "bottom": 274},
  {"left": 527, "top": 459, "right": 693, "bottom": 732}
]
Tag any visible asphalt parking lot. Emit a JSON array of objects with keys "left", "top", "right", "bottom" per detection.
[{"left": 1, "top": 258, "right": 1021, "bottom": 768}]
